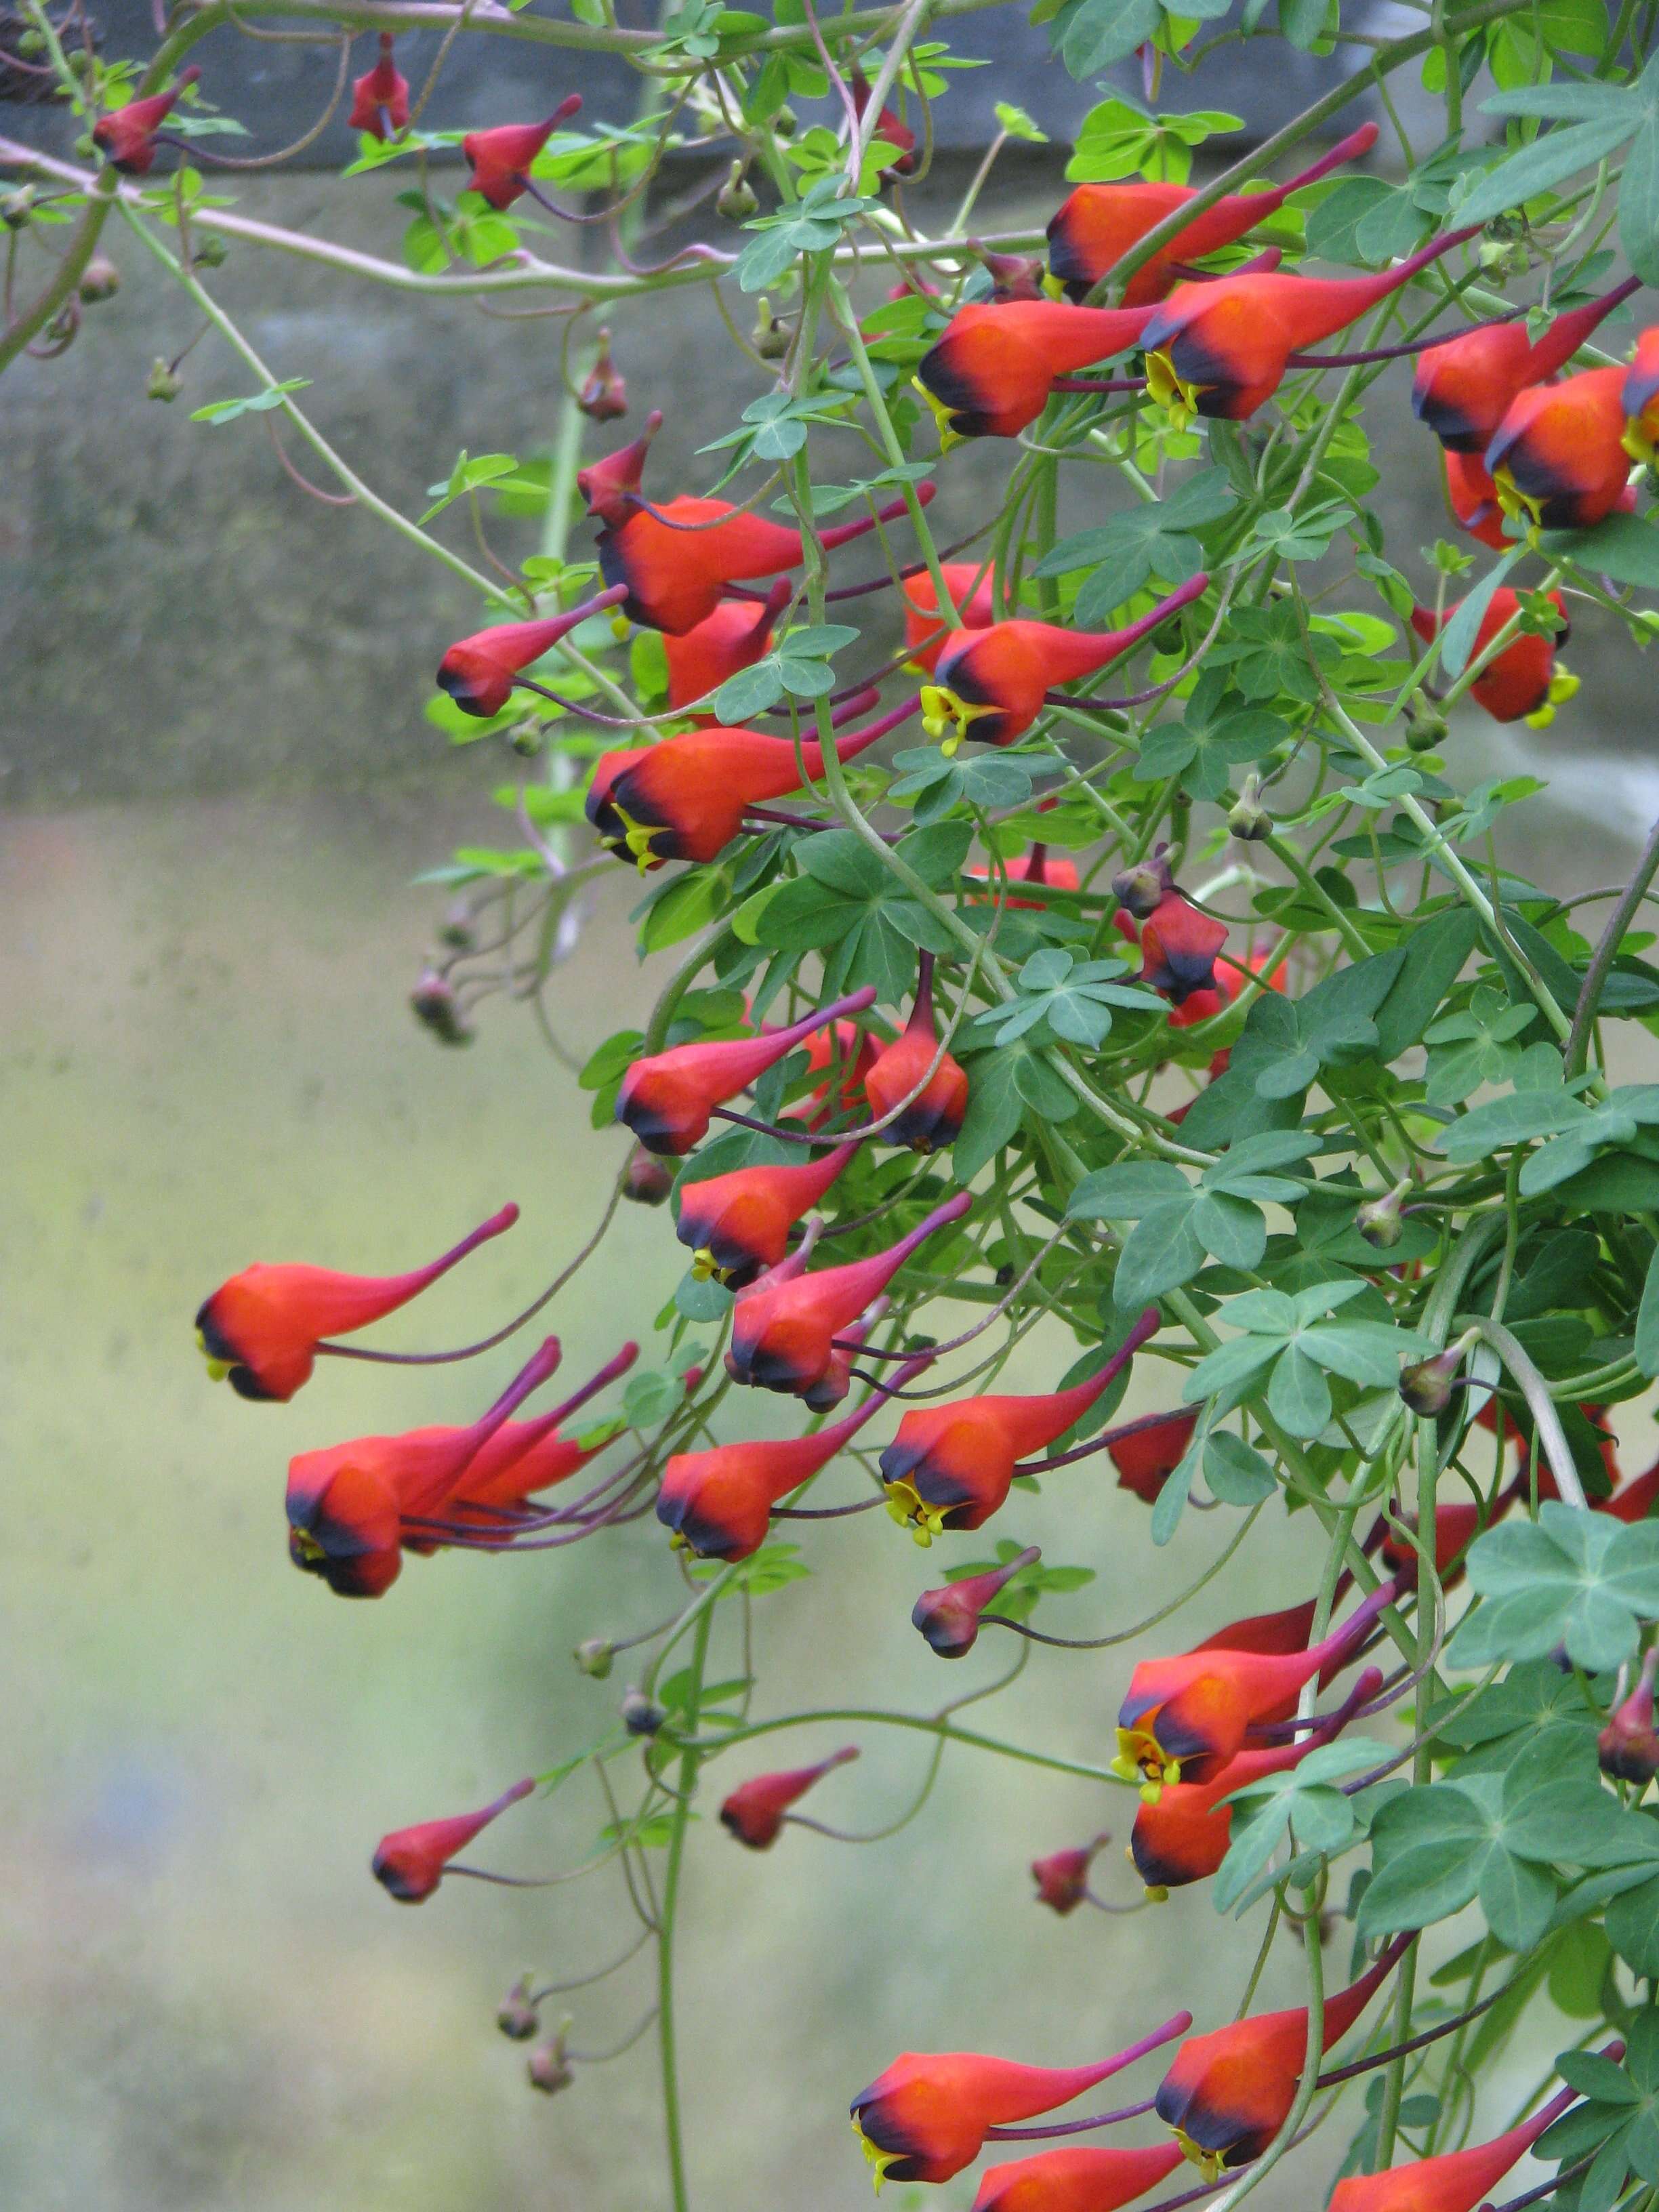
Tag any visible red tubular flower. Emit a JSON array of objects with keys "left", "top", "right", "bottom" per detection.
[
  {"left": 1115, "top": 1579, "right": 1396, "bottom": 1795},
  {"left": 865, "top": 954, "right": 970, "bottom": 1153},
  {"left": 1378, "top": 1489, "right": 1513, "bottom": 1591},
  {"left": 461, "top": 93, "right": 582, "bottom": 211},
  {"left": 853, "top": 2018, "right": 1193, "bottom": 2188},
  {"left": 585, "top": 422, "right": 936, "bottom": 632},
  {"left": 1485, "top": 365, "right": 1634, "bottom": 533},
  {"left": 196, "top": 1201, "right": 519, "bottom": 1402},
  {"left": 1414, "top": 279, "right": 1639, "bottom": 453},
  {"left": 1605, "top": 1456, "right": 1659, "bottom": 1522},
  {"left": 1166, "top": 942, "right": 1286, "bottom": 1033},
  {"left": 1155, "top": 1940, "right": 1405, "bottom": 2175},
  {"left": 1195, "top": 1595, "right": 1322, "bottom": 1656},
  {"left": 923, "top": 578, "right": 1208, "bottom": 751},
  {"left": 914, "top": 1545, "right": 1040, "bottom": 1657},
  {"left": 656, "top": 1377, "right": 901, "bottom": 1558},
  {"left": 916, "top": 299, "right": 1157, "bottom": 440},
  {"left": 803, "top": 1296, "right": 887, "bottom": 1412},
  {"left": 1141, "top": 227, "right": 1477, "bottom": 424},
  {"left": 1410, "top": 591, "right": 1572, "bottom": 725},
  {"left": 372, "top": 1776, "right": 535, "bottom": 1902},
  {"left": 903, "top": 563, "right": 997, "bottom": 674},
  {"left": 617, "top": 985, "right": 876, "bottom": 1155},
  {"left": 880, "top": 1310, "right": 1161, "bottom": 1541},
  {"left": 1107, "top": 1410, "right": 1200, "bottom": 1503},
  {"left": 1442, "top": 449, "right": 1511, "bottom": 550},
  {"left": 1031, "top": 1834, "right": 1110, "bottom": 1914},
  {"left": 1600, "top": 1647, "right": 1659, "bottom": 1782},
  {"left": 663, "top": 581, "right": 791, "bottom": 711},
  {"left": 1624, "top": 325, "right": 1659, "bottom": 459},
  {"left": 1139, "top": 893, "right": 1229, "bottom": 1008},
  {"left": 851, "top": 67, "right": 916, "bottom": 177},
  {"left": 973, "top": 2142, "right": 1187, "bottom": 2212},
  {"left": 587, "top": 698, "right": 915, "bottom": 872},
  {"left": 1046, "top": 123, "right": 1378, "bottom": 306},
  {"left": 286, "top": 1337, "right": 562, "bottom": 1597},
  {"left": 788, "top": 1017, "right": 880, "bottom": 1129},
  {"left": 437, "top": 584, "right": 629, "bottom": 718},
  {"left": 1130, "top": 1666, "right": 1382, "bottom": 1893},
  {"left": 727, "top": 1192, "right": 972, "bottom": 1396},
  {"left": 92, "top": 66, "right": 201, "bottom": 175},
  {"left": 348, "top": 35, "right": 409, "bottom": 139},
  {"left": 1326, "top": 2077, "right": 1592, "bottom": 2212},
  {"left": 719, "top": 1745, "right": 859, "bottom": 1847},
  {"left": 675, "top": 1141, "right": 859, "bottom": 1287},
  {"left": 968, "top": 845, "right": 1083, "bottom": 909}
]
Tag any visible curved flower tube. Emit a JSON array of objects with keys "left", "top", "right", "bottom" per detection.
[
  {"left": 916, "top": 299, "right": 1158, "bottom": 440},
  {"left": 348, "top": 35, "right": 410, "bottom": 140},
  {"left": 437, "top": 585, "right": 630, "bottom": 718},
  {"left": 675, "top": 1141, "right": 860, "bottom": 1287},
  {"left": 461, "top": 94, "right": 583, "bottom": 211},
  {"left": 1485, "top": 365, "right": 1634, "bottom": 534},
  {"left": 972, "top": 2141, "right": 1186, "bottom": 2212},
  {"left": 913, "top": 1545, "right": 1041, "bottom": 1657},
  {"left": 617, "top": 986, "right": 876, "bottom": 1155},
  {"left": 196, "top": 1201, "right": 520, "bottom": 1402},
  {"left": 1106, "top": 1411, "right": 1200, "bottom": 1503},
  {"left": 1326, "top": 2075, "right": 1595, "bottom": 2212},
  {"left": 1413, "top": 278, "right": 1639, "bottom": 453},
  {"left": 719, "top": 1745, "right": 859, "bottom": 1847},
  {"left": 663, "top": 581, "right": 791, "bottom": 711},
  {"left": 863, "top": 954, "right": 970, "bottom": 1153},
  {"left": 1410, "top": 590, "right": 1574, "bottom": 726},
  {"left": 922, "top": 578, "right": 1208, "bottom": 752},
  {"left": 92, "top": 66, "right": 201, "bottom": 176},
  {"left": 372, "top": 1776, "right": 535, "bottom": 1902},
  {"left": 1046, "top": 123, "right": 1378, "bottom": 306},
  {"left": 903, "top": 562, "right": 998, "bottom": 674},
  {"left": 726, "top": 1193, "right": 970, "bottom": 1396}
]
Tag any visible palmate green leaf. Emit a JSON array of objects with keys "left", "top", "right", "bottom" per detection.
[
  {"left": 1454, "top": 108, "right": 1640, "bottom": 229},
  {"left": 1450, "top": 1506, "right": 1659, "bottom": 1671},
  {"left": 1204, "top": 1431, "right": 1277, "bottom": 1504},
  {"left": 1050, "top": 0, "right": 1162, "bottom": 79},
  {"left": 1037, "top": 472, "right": 1235, "bottom": 621}
]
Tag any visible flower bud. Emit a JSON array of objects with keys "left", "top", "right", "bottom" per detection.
[
  {"left": 526, "top": 2036, "right": 573, "bottom": 2095},
  {"left": 621, "top": 1145, "right": 674, "bottom": 1207},
  {"left": 2, "top": 185, "right": 36, "bottom": 229},
  {"left": 147, "top": 355, "right": 183, "bottom": 403},
  {"left": 15, "top": 25, "right": 45, "bottom": 52},
  {"left": 621, "top": 1687, "right": 665, "bottom": 1736},
  {"left": 1406, "top": 702, "right": 1448, "bottom": 754},
  {"left": 1399, "top": 1333, "right": 1474, "bottom": 1416},
  {"left": 1600, "top": 1649, "right": 1659, "bottom": 1783},
  {"left": 1227, "top": 774, "right": 1269, "bottom": 842},
  {"left": 975, "top": 242, "right": 1044, "bottom": 302},
  {"left": 77, "top": 255, "right": 119, "bottom": 304},
  {"left": 772, "top": 104, "right": 798, "bottom": 137},
  {"left": 1031, "top": 1833, "right": 1107, "bottom": 1915},
  {"left": 409, "top": 968, "right": 473, "bottom": 1047},
  {"left": 437, "top": 899, "right": 476, "bottom": 952},
  {"left": 912, "top": 1546, "right": 1039, "bottom": 1658},
  {"left": 578, "top": 328, "right": 627, "bottom": 424},
  {"left": 574, "top": 1635, "right": 614, "bottom": 1678},
  {"left": 497, "top": 1973, "right": 541, "bottom": 2041},
  {"left": 1110, "top": 845, "right": 1174, "bottom": 922},
  {"left": 1357, "top": 1182, "right": 1408, "bottom": 1250},
  {"left": 752, "top": 296, "right": 792, "bottom": 361},
  {"left": 716, "top": 159, "right": 758, "bottom": 221},
  {"left": 192, "top": 232, "right": 229, "bottom": 269}
]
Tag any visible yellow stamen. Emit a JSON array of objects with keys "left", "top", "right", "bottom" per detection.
[
  {"left": 854, "top": 2117, "right": 903, "bottom": 2193},
  {"left": 690, "top": 1247, "right": 731, "bottom": 1284},
  {"left": 1041, "top": 268, "right": 1066, "bottom": 301},
  {"left": 611, "top": 800, "right": 665, "bottom": 875},
  {"left": 911, "top": 375, "right": 964, "bottom": 455},
  {"left": 1525, "top": 666, "right": 1579, "bottom": 729},
  {"left": 1113, "top": 1725, "right": 1179, "bottom": 1801},
  {"left": 609, "top": 611, "right": 632, "bottom": 642},
  {"left": 1172, "top": 2128, "right": 1226, "bottom": 2182},
  {"left": 919, "top": 682, "right": 998, "bottom": 758},
  {"left": 1623, "top": 413, "right": 1657, "bottom": 468},
  {"left": 1145, "top": 349, "right": 1200, "bottom": 433},
  {"left": 1491, "top": 466, "right": 1543, "bottom": 548},
  {"left": 195, "top": 1327, "right": 231, "bottom": 1383},
  {"left": 291, "top": 1527, "right": 325, "bottom": 1565},
  {"left": 884, "top": 1479, "right": 946, "bottom": 1547}
]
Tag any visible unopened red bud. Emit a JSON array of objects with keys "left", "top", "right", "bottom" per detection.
[
  {"left": 78, "top": 254, "right": 120, "bottom": 303},
  {"left": 1601, "top": 1649, "right": 1659, "bottom": 1783},
  {"left": 578, "top": 328, "right": 627, "bottom": 424},
  {"left": 147, "top": 356, "right": 183, "bottom": 403},
  {"left": 574, "top": 1635, "right": 614, "bottom": 1678},
  {"left": 622, "top": 1145, "right": 674, "bottom": 1207},
  {"left": 526, "top": 2040, "right": 573, "bottom": 2095},
  {"left": 1110, "top": 846, "right": 1174, "bottom": 921},
  {"left": 437, "top": 900, "right": 476, "bottom": 952},
  {"left": 975, "top": 242, "right": 1044, "bottom": 302},
  {"left": 498, "top": 1973, "right": 541, "bottom": 2040},
  {"left": 912, "top": 1546, "right": 1039, "bottom": 1658},
  {"left": 1031, "top": 1833, "right": 1108, "bottom": 1914},
  {"left": 621, "top": 1687, "right": 665, "bottom": 1736},
  {"left": 716, "top": 159, "right": 758, "bottom": 221},
  {"left": 410, "top": 968, "right": 473, "bottom": 1048}
]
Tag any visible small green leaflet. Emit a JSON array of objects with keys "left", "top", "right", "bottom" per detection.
[
  {"left": 190, "top": 377, "right": 312, "bottom": 424},
  {"left": 1183, "top": 1279, "right": 1433, "bottom": 1440},
  {"left": 1448, "top": 1504, "right": 1659, "bottom": 1672}
]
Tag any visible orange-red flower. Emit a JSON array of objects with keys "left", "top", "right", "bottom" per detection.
[
  {"left": 1600, "top": 1647, "right": 1659, "bottom": 1782},
  {"left": 1106, "top": 1410, "right": 1200, "bottom": 1503},
  {"left": 437, "top": 585, "right": 628, "bottom": 718},
  {"left": 1326, "top": 2078, "right": 1588, "bottom": 2212},
  {"left": 1485, "top": 365, "right": 1634, "bottom": 533},
  {"left": 1046, "top": 123, "right": 1377, "bottom": 307},
  {"left": 1141, "top": 228, "right": 1476, "bottom": 424},
  {"left": 922, "top": 579, "right": 1206, "bottom": 751},
  {"left": 967, "top": 846, "right": 1082, "bottom": 909},
  {"left": 851, "top": 66, "right": 916, "bottom": 177},
  {"left": 903, "top": 563, "right": 997, "bottom": 674},
  {"left": 675, "top": 1140, "right": 859, "bottom": 1287},
  {"left": 853, "top": 2018, "right": 1193, "bottom": 2188},
  {"left": 787, "top": 1016, "right": 882, "bottom": 1130},
  {"left": 1166, "top": 941, "right": 1285, "bottom": 1031},
  {"left": 720, "top": 1746, "right": 859, "bottom": 1847},
  {"left": 1138, "top": 893, "right": 1229, "bottom": 1008},
  {"left": 1413, "top": 279, "right": 1638, "bottom": 453},
  {"left": 348, "top": 34, "right": 409, "bottom": 138},
  {"left": 588, "top": 700, "right": 914, "bottom": 872},
  {"left": 880, "top": 1309, "right": 1161, "bottom": 1541},
  {"left": 196, "top": 1201, "right": 519, "bottom": 1402},
  {"left": 1130, "top": 1666, "right": 1382, "bottom": 1892},
  {"left": 972, "top": 2142, "right": 1186, "bottom": 2212},
  {"left": 663, "top": 581, "right": 790, "bottom": 711},
  {"left": 1115, "top": 1579, "right": 1395, "bottom": 1795},
  {"left": 1604, "top": 1455, "right": 1659, "bottom": 1522},
  {"left": 286, "top": 1336, "right": 562, "bottom": 1596},
  {"left": 372, "top": 1776, "right": 535, "bottom": 1902},
  {"left": 1410, "top": 590, "right": 1572, "bottom": 725},
  {"left": 1377, "top": 1489, "right": 1514, "bottom": 1591},
  {"left": 916, "top": 299, "right": 1155, "bottom": 440},
  {"left": 1623, "top": 325, "right": 1659, "bottom": 461},
  {"left": 92, "top": 66, "right": 201, "bottom": 174},
  {"left": 617, "top": 986, "right": 876, "bottom": 1155},
  {"left": 1441, "top": 449, "right": 1511, "bottom": 550},
  {"left": 913, "top": 1545, "right": 1040, "bottom": 1657},
  {"left": 1031, "top": 1834, "right": 1111, "bottom": 1915},
  {"left": 461, "top": 95, "right": 583, "bottom": 211},
  {"left": 1155, "top": 1940, "right": 1404, "bottom": 2174},
  {"left": 656, "top": 1376, "right": 902, "bottom": 1558},
  {"left": 727, "top": 1192, "right": 971, "bottom": 1396},
  {"left": 864, "top": 954, "right": 970, "bottom": 1153}
]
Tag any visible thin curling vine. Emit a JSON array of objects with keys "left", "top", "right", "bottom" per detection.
[{"left": 28, "top": 0, "right": 1659, "bottom": 2201}]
